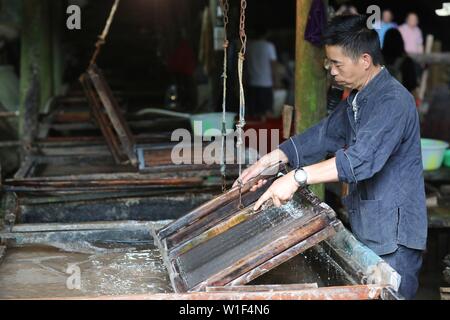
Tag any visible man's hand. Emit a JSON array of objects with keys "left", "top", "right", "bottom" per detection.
[
  {"left": 253, "top": 170, "right": 299, "bottom": 210},
  {"left": 232, "top": 149, "right": 289, "bottom": 192}
]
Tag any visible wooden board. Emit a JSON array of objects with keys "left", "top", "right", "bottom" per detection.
[
  {"left": 205, "top": 283, "right": 319, "bottom": 292},
  {"left": 28, "top": 284, "right": 386, "bottom": 300},
  {"left": 80, "top": 64, "right": 138, "bottom": 166},
  {"left": 440, "top": 287, "right": 450, "bottom": 300},
  {"left": 136, "top": 144, "right": 239, "bottom": 171}
]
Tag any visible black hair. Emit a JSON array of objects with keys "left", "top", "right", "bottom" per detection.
[
  {"left": 382, "top": 28, "right": 405, "bottom": 65},
  {"left": 322, "top": 14, "right": 382, "bottom": 65}
]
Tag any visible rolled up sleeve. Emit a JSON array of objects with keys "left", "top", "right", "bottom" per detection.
[
  {"left": 335, "top": 94, "right": 410, "bottom": 184},
  {"left": 279, "top": 105, "right": 347, "bottom": 168}
]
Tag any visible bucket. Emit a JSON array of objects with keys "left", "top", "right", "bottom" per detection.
[
  {"left": 444, "top": 149, "right": 450, "bottom": 168},
  {"left": 421, "top": 138, "right": 449, "bottom": 170},
  {"left": 273, "top": 89, "right": 287, "bottom": 117}
]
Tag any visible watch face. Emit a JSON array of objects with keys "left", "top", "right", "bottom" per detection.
[{"left": 295, "top": 169, "right": 307, "bottom": 185}]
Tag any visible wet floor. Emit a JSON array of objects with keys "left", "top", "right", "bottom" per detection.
[
  {"left": 0, "top": 244, "right": 172, "bottom": 299},
  {"left": 0, "top": 244, "right": 351, "bottom": 299}
]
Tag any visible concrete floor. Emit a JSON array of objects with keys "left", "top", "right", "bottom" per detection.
[{"left": 0, "top": 245, "right": 172, "bottom": 299}]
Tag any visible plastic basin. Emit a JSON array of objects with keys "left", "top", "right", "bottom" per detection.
[
  {"left": 421, "top": 138, "right": 449, "bottom": 170},
  {"left": 444, "top": 149, "right": 450, "bottom": 168},
  {"left": 190, "top": 112, "right": 236, "bottom": 137}
]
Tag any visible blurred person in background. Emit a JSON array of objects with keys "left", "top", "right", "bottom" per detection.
[
  {"left": 246, "top": 27, "right": 278, "bottom": 118},
  {"left": 376, "top": 9, "right": 398, "bottom": 48},
  {"left": 398, "top": 13, "right": 424, "bottom": 54},
  {"left": 382, "top": 28, "right": 419, "bottom": 95}
]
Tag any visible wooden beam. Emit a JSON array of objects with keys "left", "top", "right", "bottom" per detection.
[
  {"left": 295, "top": 0, "right": 328, "bottom": 199},
  {"left": 206, "top": 283, "right": 319, "bottom": 292},
  {"left": 11, "top": 221, "right": 157, "bottom": 233},
  {"left": 0, "top": 111, "right": 19, "bottom": 118},
  {"left": 410, "top": 52, "right": 450, "bottom": 64},
  {"left": 39, "top": 0, "right": 53, "bottom": 113},
  {"left": 5, "top": 177, "right": 205, "bottom": 187},
  {"left": 19, "top": 0, "right": 53, "bottom": 146},
  {"left": 51, "top": 0, "right": 64, "bottom": 96},
  {"left": 30, "top": 285, "right": 386, "bottom": 300}
]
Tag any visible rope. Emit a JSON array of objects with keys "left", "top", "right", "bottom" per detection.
[
  {"left": 220, "top": 0, "right": 229, "bottom": 193},
  {"left": 237, "top": 0, "right": 247, "bottom": 208},
  {"left": 89, "top": 0, "right": 121, "bottom": 68}
]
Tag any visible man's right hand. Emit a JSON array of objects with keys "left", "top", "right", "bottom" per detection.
[{"left": 232, "top": 149, "right": 289, "bottom": 192}]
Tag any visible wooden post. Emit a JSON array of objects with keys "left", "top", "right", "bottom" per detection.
[
  {"left": 51, "top": 0, "right": 64, "bottom": 97},
  {"left": 295, "top": 0, "right": 327, "bottom": 199},
  {"left": 19, "top": 0, "right": 53, "bottom": 148},
  {"left": 39, "top": 0, "right": 53, "bottom": 113}
]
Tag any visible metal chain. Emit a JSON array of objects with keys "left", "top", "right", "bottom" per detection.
[
  {"left": 220, "top": 0, "right": 229, "bottom": 193},
  {"left": 221, "top": 0, "right": 229, "bottom": 27},
  {"left": 239, "top": 0, "right": 248, "bottom": 56},
  {"left": 237, "top": 0, "right": 247, "bottom": 208}
]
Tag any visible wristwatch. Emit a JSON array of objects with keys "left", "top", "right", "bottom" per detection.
[{"left": 294, "top": 168, "right": 308, "bottom": 187}]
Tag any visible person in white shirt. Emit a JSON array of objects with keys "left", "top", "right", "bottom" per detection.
[{"left": 245, "top": 27, "right": 278, "bottom": 117}]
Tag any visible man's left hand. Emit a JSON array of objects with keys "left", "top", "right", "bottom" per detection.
[{"left": 253, "top": 171, "right": 299, "bottom": 211}]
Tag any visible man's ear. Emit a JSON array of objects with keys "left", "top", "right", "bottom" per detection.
[{"left": 361, "top": 53, "right": 373, "bottom": 70}]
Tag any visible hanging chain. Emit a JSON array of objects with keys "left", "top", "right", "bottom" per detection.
[
  {"left": 220, "top": 0, "right": 229, "bottom": 193},
  {"left": 239, "top": 0, "right": 247, "bottom": 56},
  {"left": 236, "top": 0, "right": 247, "bottom": 208}
]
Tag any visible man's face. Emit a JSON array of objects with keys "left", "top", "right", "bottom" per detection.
[
  {"left": 407, "top": 14, "right": 418, "bottom": 27},
  {"left": 382, "top": 10, "right": 393, "bottom": 23},
  {"left": 325, "top": 45, "right": 368, "bottom": 90}
]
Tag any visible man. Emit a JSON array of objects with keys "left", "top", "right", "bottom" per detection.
[
  {"left": 235, "top": 15, "right": 427, "bottom": 299},
  {"left": 398, "top": 13, "right": 424, "bottom": 54},
  {"left": 246, "top": 27, "right": 278, "bottom": 117},
  {"left": 376, "top": 9, "right": 397, "bottom": 48}
]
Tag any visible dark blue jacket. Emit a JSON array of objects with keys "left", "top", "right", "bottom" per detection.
[{"left": 279, "top": 68, "right": 427, "bottom": 255}]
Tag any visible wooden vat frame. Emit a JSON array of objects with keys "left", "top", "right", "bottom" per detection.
[{"left": 153, "top": 162, "right": 342, "bottom": 293}]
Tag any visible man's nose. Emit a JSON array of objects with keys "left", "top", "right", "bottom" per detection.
[{"left": 330, "top": 67, "right": 339, "bottom": 77}]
